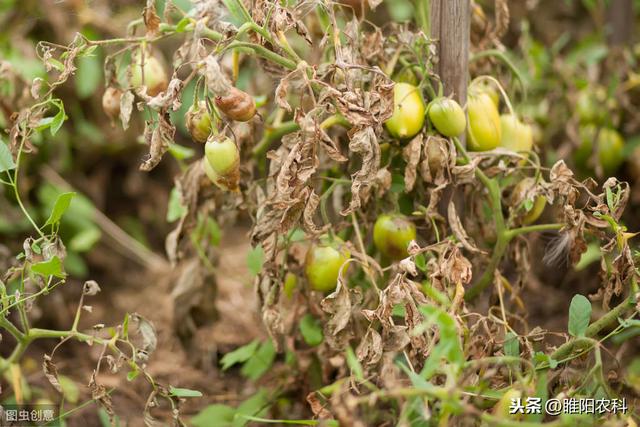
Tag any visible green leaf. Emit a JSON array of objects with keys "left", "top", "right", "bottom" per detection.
[
  {"left": 206, "top": 218, "right": 222, "bottom": 247},
  {"left": 69, "top": 227, "right": 101, "bottom": 252},
  {"left": 247, "top": 245, "right": 264, "bottom": 277},
  {"left": 533, "top": 351, "right": 558, "bottom": 369},
  {"left": 58, "top": 375, "right": 79, "bottom": 403},
  {"left": 503, "top": 332, "right": 520, "bottom": 358},
  {"left": 0, "top": 139, "right": 16, "bottom": 173},
  {"left": 345, "top": 346, "right": 363, "bottom": 381},
  {"left": 418, "top": 306, "right": 463, "bottom": 379},
  {"left": 31, "top": 256, "right": 65, "bottom": 278},
  {"left": 75, "top": 53, "right": 102, "bottom": 99},
  {"left": 241, "top": 339, "right": 276, "bottom": 381},
  {"left": 44, "top": 192, "right": 76, "bottom": 227},
  {"left": 233, "top": 389, "right": 270, "bottom": 427},
  {"left": 168, "top": 143, "right": 195, "bottom": 160},
  {"left": 222, "top": 0, "right": 252, "bottom": 24},
  {"left": 299, "top": 314, "right": 323, "bottom": 347},
  {"left": 568, "top": 294, "right": 592, "bottom": 337},
  {"left": 169, "top": 386, "right": 203, "bottom": 398},
  {"left": 167, "top": 186, "right": 187, "bottom": 222},
  {"left": 191, "top": 404, "right": 236, "bottom": 427},
  {"left": 126, "top": 368, "right": 140, "bottom": 381},
  {"left": 220, "top": 340, "right": 259, "bottom": 371},
  {"left": 50, "top": 103, "right": 66, "bottom": 136},
  {"left": 414, "top": 253, "right": 427, "bottom": 272}
]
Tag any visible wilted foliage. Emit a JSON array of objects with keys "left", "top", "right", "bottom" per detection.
[{"left": 0, "top": 0, "right": 639, "bottom": 425}]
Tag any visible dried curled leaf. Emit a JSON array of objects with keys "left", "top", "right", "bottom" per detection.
[
  {"left": 139, "top": 114, "right": 175, "bottom": 172},
  {"left": 341, "top": 126, "right": 380, "bottom": 215}
]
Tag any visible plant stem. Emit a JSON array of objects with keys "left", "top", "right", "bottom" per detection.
[
  {"left": 0, "top": 316, "right": 25, "bottom": 340},
  {"left": 223, "top": 41, "right": 297, "bottom": 70},
  {"left": 0, "top": 327, "right": 110, "bottom": 374},
  {"left": 547, "top": 295, "right": 636, "bottom": 365},
  {"left": 506, "top": 223, "right": 564, "bottom": 239}
]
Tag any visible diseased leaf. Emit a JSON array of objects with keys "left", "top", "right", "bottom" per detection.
[
  {"left": 119, "top": 90, "right": 135, "bottom": 130},
  {"left": 43, "top": 354, "right": 63, "bottom": 393}
]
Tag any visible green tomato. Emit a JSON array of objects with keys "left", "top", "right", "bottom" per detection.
[
  {"left": 576, "top": 89, "right": 607, "bottom": 125},
  {"left": 575, "top": 125, "right": 625, "bottom": 176},
  {"left": 204, "top": 137, "right": 239, "bottom": 175},
  {"left": 499, "top": 114, "right": 533, "bottom": 154},
  {"left": 305, "top": 238, "right": 351, "bottom": 292},
  {"left": 467, "top": 90, "right": 501, "bottom": 151},
  {"left": 385, "top": 83, "right": 426, "bottom": 140},
  {"left": 428, "top": 97, "right": 467, "bottom": 137},
  {"left": 129, "top": 48, "right": 168, "bottom": 97},
  {"left": 393, "top": 67, "right": 419, "bottom": 86},
  {"left": 373, "top": 214, "right": 417, "bottom": 260},
  {"left": 493, "top": 389, "right": 522, "bottom": 420},
  {"left": 186, "top": 101, "right": 214, "bottom": 143},
  {"left": 476, "top": 81, "right": 500, "bottom": 108}
]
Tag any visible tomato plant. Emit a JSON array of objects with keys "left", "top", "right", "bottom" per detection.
[{"left": 1, "top": 0, "right": 639, "bottom": 425}]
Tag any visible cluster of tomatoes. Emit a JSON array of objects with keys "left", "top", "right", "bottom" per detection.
[
  {"left": 305, "top": 79, "right": 541, "bottom": 292},
  {"left": 102, "top": 46, "right": 256, "bottom": 192},
  {"left": 573, "top": 89, "right": 625, "bottom": 176}
]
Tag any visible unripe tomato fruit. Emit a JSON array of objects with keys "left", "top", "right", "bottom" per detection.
[
  {"left": 203, "top": 137, "right": 240, "bottom": 191},
  {"left": 215, "top": 87, "right": 256, "bottom": 122},
  {"left": 102, "top": 87, "right": 122, "bottom": 120},
  {"left": 499, "top": 114, "right": 533, "bottom": 155},
  {"left": 129, "top": 48, "right": 168, "bottom": 97},
  {"left": 511, "top": 178, "right": 546, "bottom": 225},
  {"left": 186, "top": 101, "right": 214, "bottom": 143},
  {"left": 575, "top": 125, "right": 625, "bottom": 176},
  {"left": 467, "top": 90, "right": 501, "bottom": 151},
  {"left": 428, "top": 97, "right": 467, "bottom": 137},
  {"left": 385, "top": 83, "right": 426, "bottom": 140},
  {"left": 393, "top": 68, "right": 419, "bottom": 86},
  {"left": 493, "top": 389, "right": 522, "bottom": 420},
  {"left": 576, "top": 89, "right": 607, "bottom": 125},
  {"left": 476, "top": 81, "right": 500, "bottom": 108},
  {"left": 373, "top": 214, "right": 417, "bottom": 260},
  {"left": 305, "top": 238, "right": 351, "bottom": 292}
]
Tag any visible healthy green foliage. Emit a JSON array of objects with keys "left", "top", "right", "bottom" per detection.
[{"left": 568, "top": 294, "right": 592, "bottom": 337}]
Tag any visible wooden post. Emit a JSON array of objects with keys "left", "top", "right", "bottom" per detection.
[
  {"left": 430, "top": 0, "right": 470, "bottom": 118},
  {"left": 607, "top": 0, "right": 633, "bottom": 46}
]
